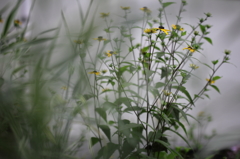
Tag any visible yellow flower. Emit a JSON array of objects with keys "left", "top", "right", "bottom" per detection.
[
  {"left": 158, "top": 26, "right": 170, "bottom": 35},
  {"left": 89, "top": 71, "right": 100, "bottom": 75},
  {"left": 105, "top": 50, "right": 117, "bottom": 57},
  {"left": 189, "top": 64, "right": 199, "bottom": 69},
  {"left": 183, "top": 46, "right": 195, "bottom": 52},
  {"left": 102, "top": 88, "right": 109, "bottom": 92},
  {"left": 198, "top": 111, "right": 205, "bottom": 117},
  {"left": 121, "top": 6, "right": 130, "bottom": 10},
  {"left": 140, "top": 7, "right": 151, "bottom": 14},
  {"left": 61, "top": 86, "right": 67, "bottom": 90},
  {"left": 74, "top": 40, "right": 84, "bottom": 44},
  {"left": 100, "top": 12, "right": 109, "bottom": 18},
  {"left": 163, "top": 90, "right": 171, "bottom": 96},
  {"left": 206, "top": 78, "right": 215, "bottom": 84},
  {"left": 14, "top": 19, "right": 22, "bottom": 27},
  {"left": 101, "top": 70, "right": 108, "bottom": 74},
  {"left": 0, "top": 18, "right": 3, "bottom": 23},
  {"left": 93, "top": 36, "right": 107, "bottom": 41},
  {"left": 171, "top": 24, "right": 184, "bottom": 31},
  {"left": 144, "top": 28, "right": 158, "bottom": 34}
]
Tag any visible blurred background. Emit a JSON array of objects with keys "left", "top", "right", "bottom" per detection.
[{"left": 1, "top": 0, "right": 240, "bottom": 158}]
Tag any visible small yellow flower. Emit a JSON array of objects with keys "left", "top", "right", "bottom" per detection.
[
  {"left": 198, "top": 111, "right": 205, "bottom": 117},
  {"left": 61, "top": 86, "right": 67, "bottom": 90},
  {"left": 105, "top": 50, "right": 117, "bottom": 57},
  {"left": 171, "top": 24, "right": 184, "bottom": 31},
  {"left": 183, "top": 46, "right": 195, "bottom": 52},
  {"left": 144, "top": 28, "right": 158, "bottom": 34},
  {"left": 121, "top": 6, "right": 130, "bottom": 10},
  {"left": 163, "top": 90, "right": 171, "bottom": 96},
  {"left": 0, "top": 18, "right": 3, "bottom": 23},
  {"left": 158, "top": 26, "right": 170, "bottom": 35},
  {"left": 74, "top": 40, "right": 84, "bottom": 44},
  {"left": 100, "top": 12, "right": 109, "bottom": 18},
  {"left": 101, "top": 70, "right": 108, "bottom": 74},
  {"left": 190, "top": 64, "right": 199, "bottom": 69},
  {"left": 14, "top": 19, "right": 22, "bottom": 27},
  {"left": 89, "top": 71, "right": 100, "bottom": 75},
  {"left": 140, "top": 7, "right": 151, "bottom": 14},
  {"left": 93, "top": 36, "right": 107, "bottom": 41},
  {"left": 102, "top": 88, "right": 109, "bottom": 92},
  {"left": 206, "top": 78, "right": 215, "bottom": 84}
]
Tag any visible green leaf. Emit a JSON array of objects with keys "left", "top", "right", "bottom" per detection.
[
  {"left": 155, "top": 82, "right": 165, "bottom": 88},
  {"left": 172, "top": 86, "right": 194, "bottom": 105},
  {"left": 181, "top": 31, "right": 186, "bottom": 36},
  {"left": 114, "top": 97, "right": 132, "bottom": 108},
  {"left": 1, "top": 0, "right": 23, "bottom": 38},
  {"left": 122, "top": 138, "right": 136, "bottom": 158},
  {"left": 167, "top": 128, "right": 191, "bottom": 148},
  {"left": 119, "top": 123, "right": 142, "bottom": 132},
  {"left": 212, "top": 76, "right": 221, "bottom": 81},
  {"left": 162, "top": 2, "right": 175, "bottom": 8},
  {"left": 211, "top": 60, "right": 219, "bottom": 65},
  {"left": 204, "top": 37, "right": 213, "bottom": 45},
  {"left": 160, "top": 67, "right": 171, "bottom": 79},
  {"left": 95, "top": 108, "right": 107, "bottom": 123},
  {"left": 155, "top": 140, "right": 184, "bottom": 159},
  {"left": 24, "top": 38, "right": 55, "bottom": 46},
  {"left": 90, "top": 137, "right": 101, "bottom": 147},
  {"left": 210, "top": 84, "right": 220, "bottom": 93},
  {"left": 95, "top": 142, "right": 118, "bottom": 159},
  {"left": 99, "top": 125, "right": 111, "bottom": 141},
  {"left": 199, "top": 24, "right": 206, "bottom": 34},
  {"left": 0, "top": 77, "right": 4, "bottom": 88}
]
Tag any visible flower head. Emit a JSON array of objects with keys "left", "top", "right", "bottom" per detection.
[
  {"left": 163, "top": 90, "right": 171, "bottom": 96},
  {"left": 140, "top": 7, "right": 151, "bottom": 14},
  {"left": 144, "top": 28, "right": 158, "bottom": 34},
  {"left": 224, "top": 50, "right": 231, "bottom": 55},
  {"left": 183, "top": 46, "right": 195, "bottom": 52},
  {"left": 89, "top": 71, "right": 100, "bottom": 75},
  {"left": 101, "top": 70, "right": 108, "bottom": 74},
  {"left": 100, "top": 13, "right": 109, "bottom": 18},
  {"left": 74, "top": 40, "right": 84, "bottom": 44},
  {"left": 171, "top": 24, "right": 184, "bottom": 31},
  {"left": 93, "top": 36, "right": 107, "bottom": 41},
  {"left": 158, "top": 26, "right": 170, "bottom": 35},
  {"left": 102, "top": 88, "right": 110, "bottom": 92},
  {"left": 61, "top": 86, "right": 67, "bottom": 90},
  {"left": 121, "top": 6, "right": 130, "bottom": 10},
  {"left": 190, "top": 64, "right": 199, "bottom": 69},
  {"left": 0, "top": 16, "right": 3, "bottom": 23},
  {"left": 206, "top": 78, "right": 215, "bottom": 84},
  {"left": 105, "top": 50, "right": 117, "bottom": 57},
  {"left": 14, "top": 19, "right": 22, "bottom": 27}
]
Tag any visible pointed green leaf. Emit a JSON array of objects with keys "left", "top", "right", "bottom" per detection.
[
  {"left": 155, "top": 82, "right": 165, "bottom": 88},
  {"left": 155, "top": 139, "right": 184, "bottom": 159},
  {"left": 99, "top": 125, "right": 111, "bottom": 141},
  {"left": 90, "top": 137, "right": 101, "bottom": 147},
  {"left": 212, "top": 60, "right": 219, "bottom": 65},
  {"left": 204, "top": 37, "right": 213, "bottom": 45},
  {"left": 210, "top": 84, "right": 220, "bottom": 93},
  {"left": 162, "top": 2, "right": 175, "bottom": 8},
  {"left": 212, "top": 76, "right": 221, "bottom": 81},
  {"left": 95, "top": 108, "right": 107, "bottom": 122},
  {"left": 95, "top": 142, "right": 118, "bottom": 159},
  {"left": 199, "top": 25, "right": 206, "bottom": 34}
]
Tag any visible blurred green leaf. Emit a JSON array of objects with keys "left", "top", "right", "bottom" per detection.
[
  {"left": 204, "top": 37, "right": 213, "bottom": 45},
  {"left": 210, "top": 84, "right": 220, "bottom": 93},
  {"left": 90, "top": 137, "right": 101, "bottom": 147},
  {"left": 162, "top": 2, "right": 175, "bottom": 8},
  {"left": 99, "top": 125, "right": 111, "bottom": 141},
  {"left": 95, "top": 108, "right": 107, "bottom": 123},
  {"left": 1, "top": 0, "right": 23, "bottom": 38}
]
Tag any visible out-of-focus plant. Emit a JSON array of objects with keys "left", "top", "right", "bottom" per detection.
[{"left": 0, "top": 0, "right": 233, "bottom": 159}]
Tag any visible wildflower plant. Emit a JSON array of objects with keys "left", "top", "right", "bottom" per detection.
[{"left": 0, "top": 0, "right": 233, "bottom": 159}]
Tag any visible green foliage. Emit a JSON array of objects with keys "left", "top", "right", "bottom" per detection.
[{"left": 0, "top": 0, "right": 232, "bottom": 158}]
